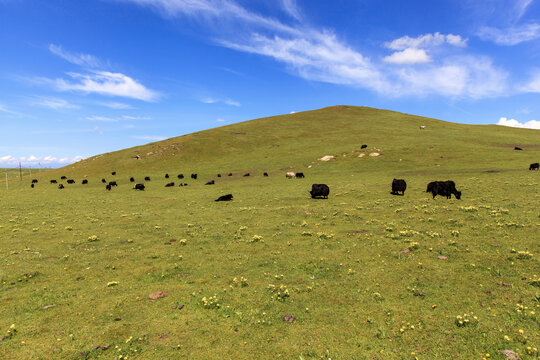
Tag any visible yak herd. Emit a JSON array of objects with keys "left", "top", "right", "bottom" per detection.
[{"left": 27, "top": 161, "right": 538, "bottom": 201}]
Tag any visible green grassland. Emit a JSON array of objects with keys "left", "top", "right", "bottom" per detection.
[{"left": 0, "top": 106, "right": 538, "bottom": 359}]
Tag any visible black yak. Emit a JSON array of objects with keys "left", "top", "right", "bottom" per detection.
[
  {"left": 133, "top": 183, "right": 145, "bottom": 191},
  {"left": 109, "top": 181, "right": 118, "bottom": 187},
  {"left": 426, "top": 181, "right": 461, "bottom": 199},
  {"left": 205, "top": 180, "right": 215, "bottom": 185},
  {"left": 82, "top": 179, "right": 88, "bottom": 185},
  {"left": 50, "top": 179, "right": 57, "bottom": 184},
  {"left": 309, "top": 184, "right": 330, "bottom": 199},
  {"left": 215, "top": 194, "right": 233, "bottom": 202},
  {"left": 67, "top": 179, "right": 75, "bottom": 184},
  {"left": 165, "top": 182, "right": 175, "bottom": 187},
  {"left": 529, "top": 163, "right": 539, "bottom": 170},
  {"left": 144, "top": 176, "right": 151, "bottom": 181},
  {"left": 58, "top": 184, "right": 64, "bottom": 189},
  {"left": 295, "top": 172, "right": 305, "bottom": 178},
  {"left": 391, "top": 179, "right": 406, "bottom": 195}
]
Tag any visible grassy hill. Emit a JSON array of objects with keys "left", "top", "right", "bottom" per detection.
[
  {"left": 0, "top": 106, "right": 538, "bottom": 360},
  {"left": 43, "top": 105, "right": 538, "bottom": 178}
]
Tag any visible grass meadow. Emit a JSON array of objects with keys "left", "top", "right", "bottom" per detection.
[{"left": 0, "top": 107, "right": 538, "bottom": 359}]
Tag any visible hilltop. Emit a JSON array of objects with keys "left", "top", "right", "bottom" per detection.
[{"left": 58, "top": 106, "right": 538, "bottom": 179}]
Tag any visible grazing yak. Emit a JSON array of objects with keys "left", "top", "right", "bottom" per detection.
[
  {"left": 58, "top": 184, "right": 64, "bottom": 189},
  {"left": 426, "top": 181, "right": 461, "bottom": 199},
  {"left": 61, "top": 176, "right": 67, "bottom": 180},
  {"left": 111, "top": 171, "right": 116, "bottom": 175},
  {"left": 529, "top": 163, "right": 539, "bottom": 170},
  {"left": 106, "top": 184, "right": 112, "bottom": 191},
  {"left": 67, "top": 179, "right": 75, "bottom": 184},
  {"left": 109, "top": 181, "right": 118, "bottom": 187},
  {"left": 391, "top": 179, "right": 407, "bottom": 195},
  {"left": 295, "top": 172, "right": 305, "bottom": 178},
  {"left": 101, "top": 178, "right": 106, "bottom": 183},
  {"left": 205, "top": 180, "right": 215, "bottom": 185},
  {"left": 361, "top": 144, "right": 367, "bottom": 149},
  {"left": 178, "top": 174, "right": 184, "bottom": 179},
  {"left": 215, "top": 194, "right": 233, "bottom": 202},
  {"left": 179, "top": 183, "right": 188, "bottom": 186},
  {"left": 144, "top": 176, "right": 151, "bottom": 181},
  {"left": 31, "top": 179, "right": 38, "bottom": 184},
  {"left": 130, "top": 177, "right": 135, "bottom": 182},
  {"left": 191, "top": 173, "right": 197, "bottom": 179},
  {"left": 217, "top": 174, "right": 221, "bottom": 177},
  {"left": 82, "top": 179, "right": 88, "bottom": 185},
  {"left": 285, "top": 172, "right": 296, "bottom": 179},
  {"left": 514, "top": 147, "right": 523, "bottom": 150},
  {"left": 133, "top": 183, "right": 145, "bottom": 191},
  {"left": 228, "top": 173, "right": 232, "bottom": 176},
  {"left": 165, "top": 182, "right": 175, "bottom": 187},
  {"left": 50, "top": 179, "right": 57, "bottom": 184},
  {"left": 31, "top": 183, "right": 34, "bottom": 188},
  {"left": 243, "top": 173, "right": 250, "bottom": 177},
  {"left": 165, "top": 174, "right": 169, "bottom": 178},
  {"left": 264, "top": 172, "right": 269, "bottom": 177},
  {"left": 310, "top": 184, "right": 330, "bottom": 199}
]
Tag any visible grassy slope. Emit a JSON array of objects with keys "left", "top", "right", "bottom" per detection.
[{"left": 0, "top": 106, "right": 538, "bottom": 360}]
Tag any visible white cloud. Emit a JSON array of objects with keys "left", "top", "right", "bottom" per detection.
[
  {"left": 100, "top": 102, "right": 133, "bottom": 109},
  {"left": 216, "top": 118, "right": 225, "bottom": 122},
  {"left": 86, "top": 115, "right": 118, "bottom": 122},
  {"left": 33, "top": 97, "right": 79, "bottom": 110},
  {"left": 385, "top": 32, "right": 468, "bottom": 50},
  {"left": 131, "top": 135, "right": 166, "bottom": 141},
  {"left": 478, "top": 23, "right": 540, "bottom": 45},
  {"left": 520, "top": 70, "right": 540, "bottom": 92},
  {"left": 202, "top": 97, "right": 240, "bottom": 106},
  {"left": 49, "top": 44, "right": 102, "bottom": 68},
  {"left": 281, "top": 0, "right": 301, "bottom": 20},
  {"left": 0, "top": 154, "right": 85, "bottom": 166},
  {"left": 55, "top": 71, "right": 159, "bottom": 101},
  {"left": 220, "top": 31, "right": 389, "bottom": 94},
  {"left": 0, "top": 104, "right": 24, "bottom": 117},
  {"left": 121, "top": 0, "right": 507, "bottom": 99},
  {"left": 392, "top": 56, "right": 508, "bottom": 98},
  {"left": 383, "top": 48, "right": 431, "bottom": 64},
  {"left": 514, "top": 0, "right": 533, "bottom": 20},
  {"left": 497, "top": 117, "right": 540, "bottom": 129}
]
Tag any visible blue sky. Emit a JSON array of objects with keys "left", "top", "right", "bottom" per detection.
[{"left": 1, "top": 0, "right": 539, "bottom": 167}]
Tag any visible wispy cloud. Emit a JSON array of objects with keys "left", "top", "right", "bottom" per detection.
[
  {"left": 120, "top": 0, "right": 508, "bottom": 99},
  {"left": 215, "top": 118, "right": 225, "bottom": 122},
  {"left": 0, "top": 104, "right": 24, "bottom": 117},
  {"left": 281, "top": 0, "right": 302, "bottom": 21},
  {"left": 519, "top": 70, "right": 540, "bottom": 93},
  {"left": 32, "top": 97, "right": 79, "bottom": 109},
  {"left": 100, "top": 102, "right": 133, "bottom": 109},
  {"left": 49, "top": 44, "right": 103, "bottom": 68},
  {"left": 54, "top": 71, "right": 159, "bottom": 101},
  {"left": 478, "top": 23, "right": 540, "bottom": 45},
  {"left": 383, "top": 48, "right": 431, "bottom": 64},
  {"left": 201, "top": 97, "right": 241, "bottom": 106},
  {"left": 385, "top": 32, "right": 468, "bottom": 50},
  {"left": 86, "top": 115, "right": 118, "bottom": 122},
  {"left": 131, "top": 135, "right": 166, "bottom": 141},
  {"left": 497, "top": 117, "right": 540, "bottom": 129}
]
